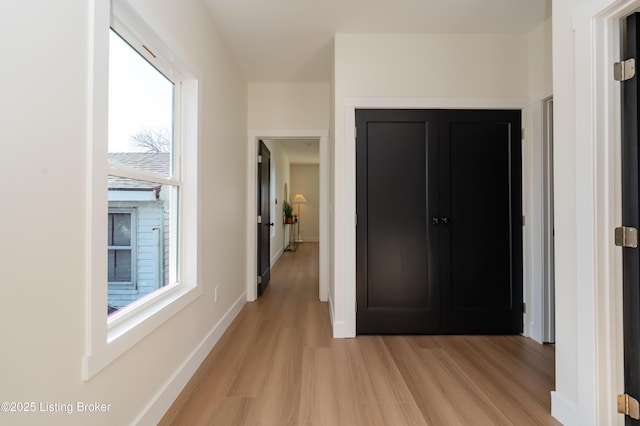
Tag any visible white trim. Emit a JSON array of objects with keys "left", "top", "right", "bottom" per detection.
[
  {"left": 551, "top": 391, "right": 580, "bottom": 426},
  {"left": 246, "top": 129, "right": 330, "bottom": 303},
  {"left": 562, "top": 0, "right": 628, "bottom": 423},
  {"left": 336, "top": 97, "right": 529, "bottom": 338},
  {"left": 85, "top": 0, "right": 201, "bottom": 380},
  {"left": 133, "top": 292, "right": 246, "bottom": 425}
]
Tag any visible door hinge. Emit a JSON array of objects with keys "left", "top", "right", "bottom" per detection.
[
  {"left": 522, "top": 302, "right": 526, "bottom": 314},
  {"left": 257, "top": 275, "right": 262, "bottom": 284},
  {"left": 258, "top": 155, "right": 262, "bottom": 164},
  {"left": 522, "top": 216, "right": 526, "bottom": 226},
  {"left": 618, "top": 394, "right": 640, "bottom": 420},
  {"left": 354, "top": 127, "right": 357, "bottom": 139},
  {"left": 521, "top": 128, "right": 525, "bottom": 140},
  {"left": 355, "top": 301, "right": 357, "bottom": 313},
  {"left": 355, "top": 214, "right": 358, "bottom": 226},
  {"left": 257, "top": 215, "right": 262, "bottom": 224},
  {"left": 615, "top": 226, "right": 638, "bottom": 248},
  {"left": 614, "top": 58, "right": 636, "bottom": 81}
]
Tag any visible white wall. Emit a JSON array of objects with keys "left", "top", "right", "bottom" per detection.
[
  {"left": 524, "top": 17, "right": 553, "bottom": 343},
  {"left": 248, "top": 83, "right": 330, "bottom": 129},
  {"left": 332, "top": 33, "right": 530, "bottom": 337},
  {"left": 0, "top": 0, "right": 247, "bottom": 424},
  {"left": 290, "top": 164, "right": 320, "bottom": 242}
]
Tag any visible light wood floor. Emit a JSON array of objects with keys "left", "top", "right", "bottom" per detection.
[{"left": 160, "top": 243, "right": 558, "bottom": 425}]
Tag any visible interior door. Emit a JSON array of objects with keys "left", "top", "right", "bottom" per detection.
[
  {"left": 257, "top": 140, "right": 272, "bottom": 296},
  {"left": 356, "top": 109, "right": 522, "bottom": 335},
  {"left": 621, "top": 12, "right": 640, "bottom": 425},
  {"left": 438, "top": 110, "right": 523, "bottom": 334},
  {"left": 356, "top": 109, "right": 440, "bottom": 334}
]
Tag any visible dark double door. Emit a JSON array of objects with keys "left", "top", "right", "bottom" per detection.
[{"left": 356, "top": 109, "right": 523, "bottom": 334}]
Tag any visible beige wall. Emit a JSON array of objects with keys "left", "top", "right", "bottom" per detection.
[
  {"left": 248, "top": 82, "right": 330, "bottom": 129},
  {"left": 0, "top": 0, "right": 247, "bottom": 424},
  {"left": 528, "top": 17, "right": 553, "bottom": 98},
  {"left": 290, "top": 164, "right": 320, "bottom": 242}
]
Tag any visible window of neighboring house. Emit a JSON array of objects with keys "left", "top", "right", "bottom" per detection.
[
  {"left": 107, "top": 210, "right": 135, "bottom": 286},
  {"left": 86, "top": 0, "right": 200, "bottom": 379}
]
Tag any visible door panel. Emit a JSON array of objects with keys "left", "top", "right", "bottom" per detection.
[
  {"left": 257, "top": 140, "right": 271, "bottom": 296},
  {"left": 621, "top": 12, "right": 640, "bottom": 425},
  {"left": 440, "top": 110, "right": 523, "bottom": 334},
  {"left": 356, "top": 110, "right": 440, "bottom": 334},
  {"left": 356, "top": 109, "right": 522, "bottom": 335}
]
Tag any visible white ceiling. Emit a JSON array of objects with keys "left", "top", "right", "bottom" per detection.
[
  {"left": 205, "top": 0, "right": 551, "bottom": 83},
  {"left": 267, "top": 139, "right": 320, "bottom": 164}
]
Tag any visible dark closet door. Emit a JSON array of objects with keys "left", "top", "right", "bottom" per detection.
[
  {"left": 621, "top": 12, "right": 640, "bottom": 425},
  {"left": 356, "top": 109, "right": 440, "bottom": 334},
  {"left": 356, "top": 109, "right": 522, "bottom": 335},
  {"left": 439, "top": 110, "right": 523, "bottom": 334}
]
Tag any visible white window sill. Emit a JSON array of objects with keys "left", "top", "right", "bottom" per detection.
[{"left": 84, "top": 282, "right": 201, "bottom": 380}]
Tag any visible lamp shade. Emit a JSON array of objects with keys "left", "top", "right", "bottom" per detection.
[{"left": 292, "top": 193, "right": 307, "bottom": 204}]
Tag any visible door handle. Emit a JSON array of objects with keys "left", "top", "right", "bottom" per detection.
[{"left": 266, "top": 222, "right": 274, "bottom": 227}]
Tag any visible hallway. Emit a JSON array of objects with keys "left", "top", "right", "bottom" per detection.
[{"left": 160, "top": 243, "right": 557, "bottom": 425}]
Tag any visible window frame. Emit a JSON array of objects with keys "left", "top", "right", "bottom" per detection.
[{"left": 85, "top": 0, "right": 200, "bottom": 380}]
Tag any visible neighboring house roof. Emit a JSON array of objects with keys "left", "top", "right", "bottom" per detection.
[{"left": 108, "top": 152, "right": 170, "bottom": 191}]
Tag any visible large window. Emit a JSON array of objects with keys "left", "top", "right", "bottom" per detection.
[
  {"left": 86, "top": 0, "right": 200, "bottom": 379},
  {"left": 107, "top": 25, "right": 180, "bottom": 316}
]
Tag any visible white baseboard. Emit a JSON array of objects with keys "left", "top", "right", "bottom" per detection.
[
  {"left": 134, "top": 292, "right": 247, "bottom": 425},
  {"left": 271, "top": 246, "right": 284, "bottom": 266},
  {"left": 551, "top": 391, "right": 579, "bottom": 425}
]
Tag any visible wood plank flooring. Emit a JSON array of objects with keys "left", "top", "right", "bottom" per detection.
[{"left": 160, "top": 243, "right": 558, "bottom": 425}]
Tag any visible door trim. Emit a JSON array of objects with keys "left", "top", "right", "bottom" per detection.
[
  {"left": 559, "top": 2, "right": 628, "bottom": 423},
  {"left": 246, "top": 129, "right": 329, "bottom": 303}
]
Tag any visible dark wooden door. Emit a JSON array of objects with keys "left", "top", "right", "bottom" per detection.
[
  {"left": 621, "top": 13, "right": 640, "bottom": 425},
  {"left": 439, "top": 110, "right": 523, "bottom": 334},
  {"left": 257, "top": 140, "right": 272, "bottom": 296},
  {"left": 356, "top": 110, "right": 440, "bottom": 334},
  {"left": 356, "top": 109, "right": 522, "bottom": 335}
]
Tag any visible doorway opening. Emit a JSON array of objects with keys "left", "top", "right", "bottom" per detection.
[
  {"left": 246, "top": 130, "right": 329, "bottom": 303},
  {"left": 542, "top": 96, "right": 555, "bottom": 343}
]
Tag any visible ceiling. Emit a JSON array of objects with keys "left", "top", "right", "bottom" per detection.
[
  {"left": 267, "top": 139, "right": 320, "bottom": 164},
  {"left": 205, "top": 0, "right": 551, "bottom": 83}
]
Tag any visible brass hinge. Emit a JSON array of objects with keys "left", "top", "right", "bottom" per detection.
[
  {"left": 614, "top": 58, "right": 636, "bottom": 81},
  {"left": 618, "top": 393, "right": 640, "bottom": 420},
  {"left": 615, "top": 226, "right": 638, "bottom": 248}
]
